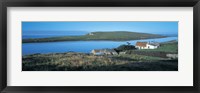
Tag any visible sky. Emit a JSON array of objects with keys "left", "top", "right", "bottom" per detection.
[{"left": 22, "top": 22, "right": 178, "bottom": 35}]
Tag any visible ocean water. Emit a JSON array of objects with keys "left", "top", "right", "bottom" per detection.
[
  {"left": 22, "top": 31, "right": 88, "bottom": 39},
  {"left": 22, "top": 37, "right": 178, "bottom": 55}
]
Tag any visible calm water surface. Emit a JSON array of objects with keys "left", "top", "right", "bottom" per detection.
[
  {"left": 22, "top": 31, "right": 88, "bottom": 39},
  {"left": 22, "top": 37, "right": 178, "bottom": 56}
]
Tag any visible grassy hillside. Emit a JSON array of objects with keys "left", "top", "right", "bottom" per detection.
[
  {"left": 125, "top": 42, "right": 178, "bottom": 58},
  {"left": 22, "top": 53, "right": 177, "bottom": 71},
  {"left": 22, "top": 31, "right": 166, "bottom": 43},
  {"left": 136, "top": 41, "right": 178, "bottom": 53}
]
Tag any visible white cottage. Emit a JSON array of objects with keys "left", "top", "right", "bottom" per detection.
[{"left": 135, "top": 42, "right": 160, "bottom": 49}]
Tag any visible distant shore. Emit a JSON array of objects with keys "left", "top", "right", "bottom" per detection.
[{"left": 22, "top": 31, "right": 166, "bottom": 43}]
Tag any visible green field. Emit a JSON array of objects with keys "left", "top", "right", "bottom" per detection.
[
  {"left": 137, "top": 42, "right": 178, "bottom": 53},
  {"left": 22, "top": 31, "right": 166, "bottom": 43}
]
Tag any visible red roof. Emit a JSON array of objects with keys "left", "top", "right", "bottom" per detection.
[{"left": 136, "top": 42, "right": 147, "bottom": 47}]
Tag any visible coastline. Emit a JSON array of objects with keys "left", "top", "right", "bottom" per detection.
[{"left": 22, "top": 31, "right": 166, "bottom": 43}]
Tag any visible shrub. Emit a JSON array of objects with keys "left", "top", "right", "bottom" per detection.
[{"left": 115, "top": 44, "right": 136, "bottom": 52}]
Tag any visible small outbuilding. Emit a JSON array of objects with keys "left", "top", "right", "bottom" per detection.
[{"left": 91, "top": 49, "right": 118, "bottom": 55}]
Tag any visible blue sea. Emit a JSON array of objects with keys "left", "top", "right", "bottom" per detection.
[
  {"left": 22, "top": 33, "right": 178, "bottom": 55},
  {"left": 22, "top": 31, "right": 88, "bottom": 39}
]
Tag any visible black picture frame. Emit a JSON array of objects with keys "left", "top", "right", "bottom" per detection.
[{"left": 0, "top": 0, "right": 200, "bottom": 93}]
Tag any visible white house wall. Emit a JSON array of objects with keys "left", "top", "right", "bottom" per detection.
[
  {"left": 147, "top": 44, "right": 157, "bottom": 49},
  {"left": 136, "top": 44, "right": 158, "bottom": 49}
]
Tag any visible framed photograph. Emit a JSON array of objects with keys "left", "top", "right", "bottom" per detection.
[{"left": 0, "top": 0, "right": 200, "bottom": 93}]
